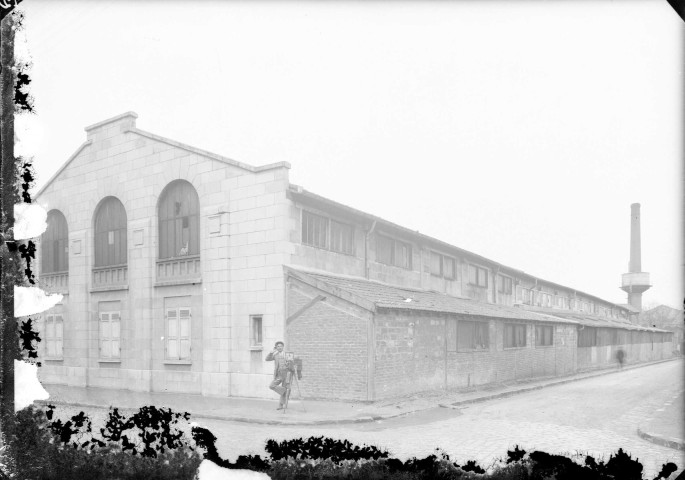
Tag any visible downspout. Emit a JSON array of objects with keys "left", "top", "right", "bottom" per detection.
[{"left": 365, "top": 221, "right": 377, "bottom": 279}]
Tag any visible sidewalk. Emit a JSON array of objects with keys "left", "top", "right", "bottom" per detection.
[
  {"left": 638, "top": 390, "right": 685, "bottom": 451},
  {"left": 38, "top": 358, "right": 679, "bottom": 427}
]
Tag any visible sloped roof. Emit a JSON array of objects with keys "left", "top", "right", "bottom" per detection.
[
  {"left": 288, "top": 185, "right": 629, "bottom": 311},
  {"left": 526, "top": 308, "right": 669, "bottom": 332},
  {"left": 286, "top": 266, "right": 577, "bottom": 324}
]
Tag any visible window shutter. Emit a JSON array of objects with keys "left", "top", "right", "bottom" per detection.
[
  {"left": 166, "top": 309, "right": 179, "bottom": 359},
  {"left": 55, "top": 315, "right": 64, "bottom": 357},
  {"left": 179, "top": 308, "right": 191, "bottom": 360},
  {"left": 100, "top": 313, "right": 111, "bottom": 358},
  {"left": 111, "top": 312, "right": 121, "bottom": 358}
]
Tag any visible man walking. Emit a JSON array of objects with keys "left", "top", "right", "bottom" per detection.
[{"left": 266, "top": 341, "right": 289, "bottom": 410}]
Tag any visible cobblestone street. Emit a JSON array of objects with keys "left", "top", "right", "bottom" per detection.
[
  {"left": 203, "top": 360, "right": 685, "bottom": 478},
  {"left": 49, "top": 360, "right": 684, "bottom": 479}
]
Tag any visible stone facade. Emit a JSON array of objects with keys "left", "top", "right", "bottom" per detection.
[{"left": 35, "top": 112, "right": 674, "bottom": 401}]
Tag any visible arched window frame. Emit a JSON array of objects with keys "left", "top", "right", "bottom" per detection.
[
  {"left": 93, "top": 197, "right": 128, "bottom": 268},
  {"left": 158, "top": 180, "right": 200, "bottom": 260},
  {"left": 42, "top": 210, "right": 69, "bottom": 274}
]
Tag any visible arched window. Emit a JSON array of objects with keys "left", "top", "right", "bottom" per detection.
[
  {"left": 42, "top": 210, "right": 68, "bottom": 273},
  {"left": 94, "top": 197, "right": 127, "bottom": 267},
  {"left": 158, "top": 181, "right": 200, "bottom": 259}
]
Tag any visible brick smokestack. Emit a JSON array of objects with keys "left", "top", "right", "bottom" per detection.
[
  {"left": 629, "top": 203, "right": 641, "bottom": 272},
  {"left": 621, "top": 203, "right": 651, "bottom": 312}
]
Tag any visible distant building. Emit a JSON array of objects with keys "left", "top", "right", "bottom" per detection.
[
  {"left": 35, "top": 113, "right": 674, "bottom": 401},
  {"left": 638, "top": 305, "right": 684, "bottom": 355}
]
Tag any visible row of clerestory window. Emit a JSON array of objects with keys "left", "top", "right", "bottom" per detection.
[{"left": 41, "top": 180, "right": 200, "bottom": 274}]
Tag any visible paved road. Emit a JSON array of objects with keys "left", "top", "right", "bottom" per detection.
[{"left": 50, "top": 360, "right": 684, "bottom": 479}]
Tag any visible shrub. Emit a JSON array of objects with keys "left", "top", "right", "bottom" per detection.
[{"left": 3, "top": 406, "right": 202, "bottom": 480}]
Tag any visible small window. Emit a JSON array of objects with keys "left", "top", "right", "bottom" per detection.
[
  {"left": 376, "top": 235, "right": 412, "bottom": 269},
  {"left": 99, "top": 311, "right": 121, "bottom": 359},
  {"left": 250, "top": 315, "right": 263, "bottom": 347},
  {"left": 431, "top": 252, "right": 456, "bottom": 279},
  {"left": 302, "top": 210, "right": 329, "bottom": 249},
  {"left": 430, "top": 251, "right": 442, "bottom": 276},
  {"left": 497, "top": 275, "right": 512, "bottom": 294},
  {"left": 457, "top": 320, "right": 489, "bottom": 351},
  {"left": 535, "top": 325, "right": 553, "bottom": 347},
  {"left": 45, "top": 314, "right": 64, "bottom": 359},
  {"left": 330, "top": 220, "right": 354, "bottom": 255},
  {"left": 578, "top": 327, "right": 597, "bottom": 347},
  {"left": 504, "top": 323, "right": 526, "bottom": 348},
  {"left": 468, "top": 265, "right": 488, "bottom": 287}
]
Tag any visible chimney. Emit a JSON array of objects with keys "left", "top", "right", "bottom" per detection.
[
  {"left": 629, "top": 203, "right": 641, "bottom": 272},
  {"left": 84, "top": 111, "right": 138, "bottom": 142},
  {"left": 620, "top": 203, "right": 651, "bottom": 312}
]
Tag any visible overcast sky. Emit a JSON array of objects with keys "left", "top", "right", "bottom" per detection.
[{"left": 16, "top": 0, "right": 683, "bottom": 309}]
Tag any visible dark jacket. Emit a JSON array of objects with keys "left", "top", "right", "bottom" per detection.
[{"left": 265, "top": 350, "right": 287, "bottom": 378}]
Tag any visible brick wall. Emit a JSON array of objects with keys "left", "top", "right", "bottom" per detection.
[
  {"left": 374, "top": 311, "right": 581, "bottom": 399},
  {"left": 285, "top": 282, "right": 370, "bottom": 401}
]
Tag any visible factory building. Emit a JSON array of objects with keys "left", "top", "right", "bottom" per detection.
[{"left": 35, "top": 112, "right": 674, "bottom": 401}]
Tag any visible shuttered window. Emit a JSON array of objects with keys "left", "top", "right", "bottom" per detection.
[
  {"left": 94, "top": 197, "right": 127, "bottom": 267},
  {"left": 42, "top": 210, "right": 69, "bottom": 274},
  {"left": 159, "top": 181, "right": 200, "bottom": 259},
  {"left": 535, "top": 325, "right": 553, "bottom": 347},
  {"left": 45, "top": 314, "right": 64, "bottom": 359},
  {"left": 504, "top": 323, "right": 526, "bottom": 348},
  {"left": 99, "top": 311, "right": 121, "bottom": 359},
  {"left": 166, "top": 307, "right": 191, "bottom": 361}
]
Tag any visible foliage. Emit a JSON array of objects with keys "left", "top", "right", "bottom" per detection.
[{"left": 1, "top": 405, "right": 202, "bottom": 480}]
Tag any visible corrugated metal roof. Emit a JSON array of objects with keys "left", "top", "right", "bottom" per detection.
[
  {"left": 522, "top": 308, "right": 669, "bottom": 332},
  {"left": 287, "top": 267, "right": 577, "bottom": 324}
]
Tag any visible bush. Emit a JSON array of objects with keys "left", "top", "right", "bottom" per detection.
[{"left": 2, "top": 406, "right": 202, "bottom": 480}]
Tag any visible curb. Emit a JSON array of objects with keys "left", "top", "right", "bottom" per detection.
[
  {"left": 637, "top": 427, "right": 685, "bottom": 451},
  {"left": 39, "top": 357, "right": 680, "bottom": 426}
]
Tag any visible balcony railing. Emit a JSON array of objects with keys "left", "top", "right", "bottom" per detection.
[
  {"left": 156, "top": 255, "right": 201, "bottom": 283},
  {"left": 92, "top": 264, "right": 128, "bottom": 288},
  {"left": 39, "top": 271, "right": 68, "bottom": 293}
]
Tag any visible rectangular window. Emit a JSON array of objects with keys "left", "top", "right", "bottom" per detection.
[
  {"left": 457, "top": 320, "right": 489, "bottom": 351},
  {"left": 430, "top": 251, "right": 442, "bottom": 276},
  {"left": 578, "top": 327, "right": 598, "bottom": 347},
  {"left": 166, "top": 307, "right": 191, "bottom": 361},
  {"left": 302, "top": 211, "right": 329, "bottom": 249},
  {"left": 504, "top": 323, "right": 526, "bottom": 348},
  {"left": 330, "top": 220, "right": 354, "bottom": 255},
  {"left": 250, "top": 315, "right": 263, "bottom": 347},
  {"left": 446, "top": 319, "right": 457, "bottom": 352},
  {"left": 45, "top": 314, "right": 64, "bottom": 359},
  {"left": 535, "top": 325, "right": 554, "bottom": 346},
  {"left": 430, "top": 252, "right": 456, "bottom": 279},
  {"left": 443, "top": 256, "right": 455, "bottom": 279},
  {"left": 99, "top": 311, "right": 121, "bottom": 359},
  {"left": 376, "top": 235, "right": 412, "bottom": 269},
  {"left": 468, "top": 265, "right": 488, "bottom": 287},
  {"left": 497, "top": 276, "right": 512, "bottom": 294}
]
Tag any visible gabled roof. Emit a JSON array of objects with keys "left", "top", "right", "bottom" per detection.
[
  {"left": 36, "top": 112, "right": 290, "bottom": 199},
  {"left": 285, "top": 266, "right": 577, "bottom": 324},
  {"left": 287, "top": 184, "right": 629, "bottom": 311}
]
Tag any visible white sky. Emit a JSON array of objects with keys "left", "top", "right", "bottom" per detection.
[{"left": 16, "top": 0, "right": 683, "bottom": 309}]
